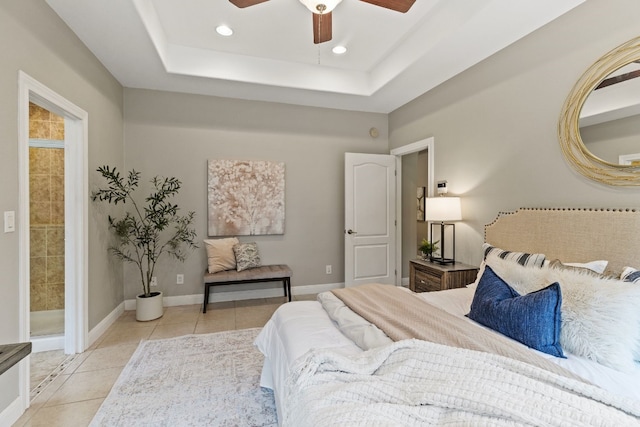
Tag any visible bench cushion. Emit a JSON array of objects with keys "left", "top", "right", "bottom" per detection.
[{"left": 204, "top": 264, "right": 292, "bottom": 284}]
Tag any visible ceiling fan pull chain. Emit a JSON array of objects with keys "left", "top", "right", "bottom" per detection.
[{"left": 317, "top": 9, "right": 323, "bottom": 64}]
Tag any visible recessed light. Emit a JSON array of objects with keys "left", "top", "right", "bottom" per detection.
[
  {"left": 216, "top": 25, "right": 233, "bottom": 37},
  {"left": 332, "top": 45, "right": 347, "bottom": 55}
]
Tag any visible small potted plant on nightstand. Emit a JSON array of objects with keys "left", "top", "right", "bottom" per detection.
[
  {"left": 92, "top": 166, "right": 198, "bottom": 321},
  {"left": 419, "top": 238, "right": 439, "bottom": 260}
]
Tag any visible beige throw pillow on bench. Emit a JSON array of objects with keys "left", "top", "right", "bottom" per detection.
[{"left": 204, "top": 237, "right": 239, "bottom": 273}]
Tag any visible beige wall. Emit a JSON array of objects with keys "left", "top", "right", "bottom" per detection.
[
  {"left": 401, "top": 153, "right": 418, "bottom": 278},
  {"left": 416, "top": 149, "right": 430, "bottom": 258},
  {"left": 0, "top": 0, "right": 124, "bottom": 414},
  {"left": 399, "top": 150, "right": 431, "bottom": 278},
  {"left": 122, "top": 88, "right": 388, "bottom": 299},
  {"left": 390, "top": 0, "right": 640, "bottom": 268}
]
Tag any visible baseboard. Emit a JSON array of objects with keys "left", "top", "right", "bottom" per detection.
[
  {"left": 30, "top": 335, "right": 64, "bottom": 353},
  {"left": 30, "top": 303, "right": 124, "bottom": 353},
  {"left": 124, "top": 282, "right": 345, "bottom": 310},
  {"left": 87, "top": 302, "right": 125, "bottom": 348},
  {"left": 0, "top": 396, "right": 24, "bottom": 427}
]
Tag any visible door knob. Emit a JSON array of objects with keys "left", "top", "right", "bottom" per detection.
[{"left": 346, "top": 229, "right": 357, "bottom": 235}]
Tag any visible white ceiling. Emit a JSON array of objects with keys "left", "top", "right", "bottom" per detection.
[{"left": 45, "top": 0, "right": 585, "bottom": 113}]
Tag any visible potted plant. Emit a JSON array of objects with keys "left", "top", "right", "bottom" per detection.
[
  {"left": 92, "top": 166, "right": 198, "bottom": 321},
  {"left": 419, "top": 238, "right": 439, "bottom": 260}
]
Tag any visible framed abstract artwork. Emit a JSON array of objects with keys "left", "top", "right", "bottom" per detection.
[
  {"left": 417, "top": 186, "right": 425, "bottom": 221},
  {"left": 207, "top": 160, "right": 285, "bottom": 236}
]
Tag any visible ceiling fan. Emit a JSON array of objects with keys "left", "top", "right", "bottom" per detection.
[{"left": 229, "top": 0, "right": 416, "bottom": 44}]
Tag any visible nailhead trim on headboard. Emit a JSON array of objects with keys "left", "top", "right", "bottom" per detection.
[
  {"left": 483, "top": 207, "right": 640, "bottom": 275},
  {"left": 484, "top": 207, "right": 639, "bottom": 241}
]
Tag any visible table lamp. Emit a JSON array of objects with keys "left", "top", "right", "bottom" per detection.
[{"left": 424, "top": 196, "right": 462, "bottom": 264}]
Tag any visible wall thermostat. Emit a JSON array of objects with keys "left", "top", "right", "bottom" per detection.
[{"left": 437, "top": 180, "right": 448, "bottom": 195}]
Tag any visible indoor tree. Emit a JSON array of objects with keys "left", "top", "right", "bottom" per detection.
[{"left": 92, "top": 165, "right": 198, "bottom": 298}]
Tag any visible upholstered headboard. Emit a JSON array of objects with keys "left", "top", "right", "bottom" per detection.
[{"left": 484, "top": 208, "right": 640, "bottom": 276}]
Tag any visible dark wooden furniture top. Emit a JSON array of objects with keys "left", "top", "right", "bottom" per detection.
[
  {"left": 409, "top": 259, "right": 479, "bottom": 293},
  {"left": 0, "top": 342, "right": 32, "bottom": 376}
]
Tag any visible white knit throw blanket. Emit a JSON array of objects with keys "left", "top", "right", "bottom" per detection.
[{"left": 283, "top": 339, "right": 640, "bottom": 427}]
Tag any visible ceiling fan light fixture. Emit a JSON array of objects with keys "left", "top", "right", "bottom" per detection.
[
  {"left": 299, "top": 0, "right": 342, "bottom": 14},
  {"left": 215, "top": 25, "right": 234, "bottom": 36}
]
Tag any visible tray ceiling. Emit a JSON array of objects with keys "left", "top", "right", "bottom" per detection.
[{"left": 45, "top": 0, "right": 584, "bottom": 113}]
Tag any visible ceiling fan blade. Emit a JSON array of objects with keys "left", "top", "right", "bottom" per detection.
[
  {"left": 229, "top": 0, "right": 269, "bottom": 8},
  {"left": 312, "top": 12, "right": 332, "bottom": 44},
  {"left": 359, "top": 0, "right": 415, "bottom": 13}
]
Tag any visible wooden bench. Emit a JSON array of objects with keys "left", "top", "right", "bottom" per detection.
[{"left": 203, "top": 264, "right": 292, "bottom": 313}]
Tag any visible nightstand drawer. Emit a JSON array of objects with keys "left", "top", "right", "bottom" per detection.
[
  {"left": 414, "top": 270, "right": 441, "bottom": 292},
  {"left": 409, "top": 259, "right": 478, "bottom": 294}
]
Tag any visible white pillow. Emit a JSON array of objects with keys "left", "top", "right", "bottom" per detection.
[
  {"left": 544, "top": 259, "right": 608, "bottom": 275},
  {"left": 487, "top": 255, "right": 640, "bottom": 372},
  {"left": 204, "top": 237, "right": 239, "bottom": 273}
]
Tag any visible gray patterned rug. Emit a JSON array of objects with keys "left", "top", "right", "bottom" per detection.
[{"left": 90, "top": 328, "right": 277, "bottom": 426}]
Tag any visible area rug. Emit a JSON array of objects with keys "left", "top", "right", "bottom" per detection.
[{"left": 90, "top": 328, "right": 277, "bottom": 426}]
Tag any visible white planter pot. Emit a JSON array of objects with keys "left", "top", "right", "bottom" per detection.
[{"left": 136, "top": 291, "right": 164, "bottom": 321}]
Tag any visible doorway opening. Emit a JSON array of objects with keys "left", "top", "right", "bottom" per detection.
[
  {"left": 28, "top": 103, "right": 66, "bottom": 339},
  {"left": 391, "top": 137, "right": 435, "bottom": 286}
]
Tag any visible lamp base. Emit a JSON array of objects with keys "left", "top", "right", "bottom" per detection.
[
  {"left": 429, "top": 256, "right": 455, "bottom": 265},
  {"left": 429, "top": 222, "right": 456, "bottom": 266}
]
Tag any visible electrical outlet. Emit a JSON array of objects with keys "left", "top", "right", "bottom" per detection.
[
  {"left": 176, "top": 274, "right": 184, "bottom": 285},
  {"left": 325, "top": 265, "right": 332, "bottom": 274},
  {"left": 150, "top": 276, "right": 158, "bottom": 287}
]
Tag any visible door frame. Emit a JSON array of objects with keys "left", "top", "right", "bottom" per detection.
[
  {"left": 390, "top": 137, "right": 435, "bottom": 285},
  {"left": 18, "top": 71, "right": 89, "bottom": 406}
]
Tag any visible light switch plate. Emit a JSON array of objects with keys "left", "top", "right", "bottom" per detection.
[{"left": 4, "top": 211, "right": 15, "bottom": 233}]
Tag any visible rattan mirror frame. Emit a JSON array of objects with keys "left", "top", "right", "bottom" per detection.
[{"left": 558, "top": 36, "right": 640, "bottom": 186}]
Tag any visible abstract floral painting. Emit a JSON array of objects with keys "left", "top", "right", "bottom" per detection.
[
  {"left": 417, "top": 187, "right": 425, "bottom": 221},
  {"left": 208, "top": 160, "right": 285, "bottom": 236}
]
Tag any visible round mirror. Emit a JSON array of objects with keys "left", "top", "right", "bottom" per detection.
[{"left": 558, "top": 36, "right": 640, "bottom": 186}]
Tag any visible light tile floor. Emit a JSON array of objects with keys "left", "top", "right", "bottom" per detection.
[{"left": 15, "top": 294, "right": 317, "bottom": 427}]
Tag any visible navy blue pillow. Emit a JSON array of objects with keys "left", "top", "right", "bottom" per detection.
[{"left": 467, "top": 265, "right": 565, "bottom": 358}]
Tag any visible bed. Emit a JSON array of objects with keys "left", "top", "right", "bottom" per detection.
[{"left": 254, "top": 208, "right": 640, "bottom": 426}]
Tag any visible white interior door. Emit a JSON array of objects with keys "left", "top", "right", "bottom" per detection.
[{"left": 345, "top": 153, "right": 396, "bottom": 287}]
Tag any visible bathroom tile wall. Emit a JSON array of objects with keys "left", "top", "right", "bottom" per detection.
[{"left": 29, "top": 103, "right": 65, "bottom": 311}]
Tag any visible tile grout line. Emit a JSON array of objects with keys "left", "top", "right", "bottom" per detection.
[{"left": 30, "top": 353, "right": 79, "bottom": 401}]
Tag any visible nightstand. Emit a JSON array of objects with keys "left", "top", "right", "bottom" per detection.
[{"left": 409, "top": 259, "right": 479, "bottom": 293}]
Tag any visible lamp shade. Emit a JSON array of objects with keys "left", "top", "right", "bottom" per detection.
[
  {"left": 424, "top": 197, "right": 462, "bottom": 222},
  {"left": 299, "top": 0, "right": 342, "bottom": 13}
]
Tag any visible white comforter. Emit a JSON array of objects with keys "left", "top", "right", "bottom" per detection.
[
  {"left": 254, "top": 286, "right": 640, "bottom": 425},
  {"left": 283, "top": 339, "right": 640, "bottom": 427}
]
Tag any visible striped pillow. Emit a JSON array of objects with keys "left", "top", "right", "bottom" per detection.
[
  {"left": 482, "top": 243, "right": 546, "bottom": 267},
  {"left": 468, "top": 244, "right": 547, "bottom": 289},
  {"left": 621, "top": 267, "right": 640, "bottom": 284}
]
